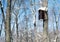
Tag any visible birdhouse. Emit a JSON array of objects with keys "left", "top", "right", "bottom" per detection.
[{"left": 38, "top": 7, "right": 48, "bottom": 20}]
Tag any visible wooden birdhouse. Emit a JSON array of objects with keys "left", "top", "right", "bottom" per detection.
[{"left": 38, "top": 7, "right": 48, "bottom": 20}]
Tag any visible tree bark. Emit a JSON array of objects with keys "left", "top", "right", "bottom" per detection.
[
  {"left": 41, "top": 0, "right": 48, "bottom": 42},
  {"left": 5, "top": 0, "right": 11, "bottom": 42},
  {"left": 43, "top": 12, "right": 48, "bottom": 42},
  {"left": 42, "top": 0, "right": 48, "bottom": 7},
  {"left": 15, "top": 15, "right": 18, "bottom": 42}
]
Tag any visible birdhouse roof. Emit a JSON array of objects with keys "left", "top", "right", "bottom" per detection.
[{"left": 38, "top": 7, "right": 48, "bottom": 11}]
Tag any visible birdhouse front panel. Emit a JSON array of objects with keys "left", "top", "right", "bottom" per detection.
[
  {"left": 38, "top": 10, "right": 45, "bottom": 20},
  {"left": 38, "top": 10, "right": 47, "bottom": 20}
]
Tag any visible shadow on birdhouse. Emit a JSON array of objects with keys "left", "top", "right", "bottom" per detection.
[{"left": 38, "top": 7, "right": 48, "bottom": 21}]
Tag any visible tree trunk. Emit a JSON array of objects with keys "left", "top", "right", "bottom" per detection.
[
  {"left": 0, "top": 24, "right": 2, "bottom": 36},
  {"left": 42, "top": 0, "right": 47, "bottom": 7},
  {"left": 43, "top": 12, "right": 48, "bottom": 42},
  {"left": 16, "top": 15, "right": 18, "bottom": 42},
  {"left": 5, "top": 0, "right": 11, "bottom": 42},
  {"left": 41, "top": 0, "right": 48, "bottom": 42},
  {"left": 43, "top": 19, "right": 48, "bottom": 42}
]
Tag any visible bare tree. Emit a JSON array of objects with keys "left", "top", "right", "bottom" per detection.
[
  {"left": 40, "top": 0, "right": 48, "bottom": 42},
  {"left": 11, "top": 0, "right": 22, "bottom": 42},
  {"left": 0, "top": 24, "right": 2, "bottom": 36},
  {"left": 5, "top": 0, "right": 11, "bottom": 42}
]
